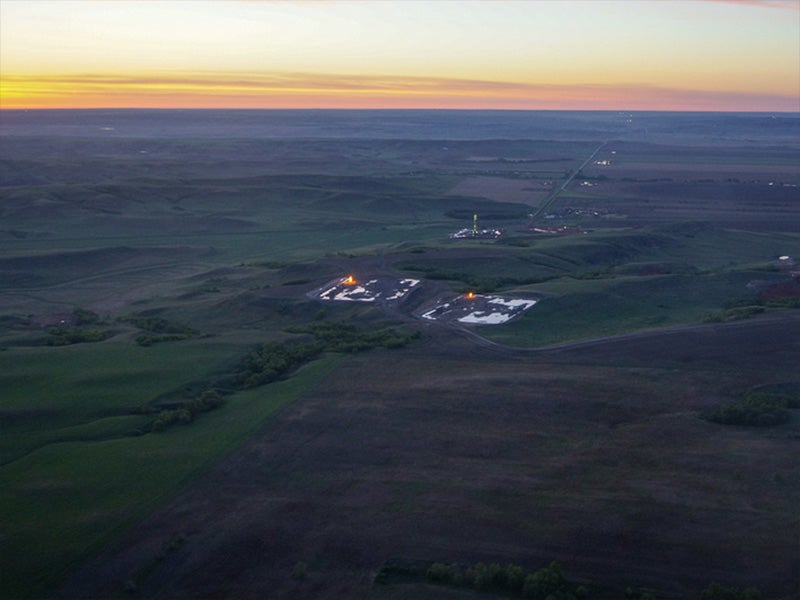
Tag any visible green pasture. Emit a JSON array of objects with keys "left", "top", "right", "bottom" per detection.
[
  {"left": 0, "top": 173, "right": 480, "bottom": 274},
  {"left": 2, "top": 132, "right": 799, "bottom": 598},
  {"left": 0, "top": 337, "right": 250, "bottom": 464},
  {"left": 397, "top": 226, "right": 798, "bottom": 290},
  {"left": 485, "top": 269, "right": 773, "bottom": 348},
  {"left": 0, "top": 349, "right": 342, "bottom": 599},
  {"left": 393, "top": 225, "right": 796, "bottom": 348},
  {"left": 610, "top": 149, "right": 800, "bottom": 168}
]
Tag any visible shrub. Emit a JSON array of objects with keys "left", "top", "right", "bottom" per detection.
[
  {"left": 703, "top": 305, "right": 765, "bottom": 324},
  {"left": 701, "top": 582, "right": 762, "bottom": 600},
  {"left": 426, "top": 563, "right": 451, "bottom": 583},
  {"left": 124, "top": 316, "right": 197, "bottom": 335},
  {"left": 135, "top": 333, "right": 190, "bottom": 346},
  {"left": 149, "top": 390, "right": 226, "bottom": 432},
  {"left": 285, "top": 321, "right": 419, "bottom": 353},
  {"left": 292, "top": 561, "right": 308, "bottom": 580},
  {"left": 705, "top": 395, "right": 792, "bottom": 427},
  {"left": 47, "top": 327, "right": 113, "bottom": 346},
  {"left": 473, "top": 562, "right": 492, "bottom": 590},
  {"left": 235, "top": 341, "right": 322, "bottom": 389},
  {"left": 152, "top": 408, "right": 193, "bottom": 431},
  {"left": 523, "top": 562, "right": 575, "bottom": 600},
  {"left": 764, "top": 296, "right": 800, "bottom": 308},
  {"left": 505, "top": 564, "right": 526, "bottom": 592},
  {"left": 424, "top": 559, "right": 580, "bottom": 598}
]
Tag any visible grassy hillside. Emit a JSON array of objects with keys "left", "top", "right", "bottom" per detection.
[{"left": 1, "top": 116, "right": 799, "bottom": 598}]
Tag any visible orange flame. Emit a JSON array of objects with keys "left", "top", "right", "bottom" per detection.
[
  {"left": 467, "top": 291, "right": 475, "bottom": 299},
  {"left": 344, "top": 275, "right": 356, "bottom": 285}
]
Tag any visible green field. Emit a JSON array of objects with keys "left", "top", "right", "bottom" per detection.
[
  {"left": 2, "top": 116, "right": 800, "bottom": 599},
  {"left": 0, "top": 349, "right": 342, "bottom": 598}
]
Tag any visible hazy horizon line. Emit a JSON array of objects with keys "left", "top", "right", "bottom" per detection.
[{"left": 2, "top": 107, "right": 799, "bottom": 114}]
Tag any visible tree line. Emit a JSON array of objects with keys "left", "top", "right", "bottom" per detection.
[
  {"left": 147, "top": 320, "right": 419, "bottom": 432},
  {"left": 705, "top": 390, "right": 799, "bottom": 427},
  {"left": 376, "top": 557, "right": 765, "bottom": 600}
]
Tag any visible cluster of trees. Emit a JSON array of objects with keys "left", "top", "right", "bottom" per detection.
[
  {"left": 763, "top": 295, "right": 800, "bottom": 308},
  {"left": 151, "top": 390, "right": 225, "bottom": 432},
  {"left": 122, "top": 316, "right": 200, "bottom": 346},
  {"left": 45, "top": 308, "right": 112, "bottom": 346},
  {"left": 286, "top": 321, "right": 420, "bottom": 353},
  {"left": 234, "top": 321, "right": 419, "bottom": 390},
  {"left": 705, "top": 391, "right": 799, "bottom": 427},
  {"left": 705, "top": 292, "right": 800, "bottom": 324},
  {"left": 145, "top": 319, "right": 419, "bottom": 432},
  {"left": 135, "top": 333, "right": 193, "bottom": 347},
  {"left": 124, "top": 316, "right": 198, "bottom": 334},
  {"left": 703, "top": 305, "right": 765, "bottom": 323},
  {"left": 47, "top": 327, "right": 114, "bottom": 346},
  {"left": 234, "top": 341, "right": 322, "bottom": 389},
  {"left": 426, "top": 561, "right": 582, "bottom": 599},
  {"left": 701, "top": 583, "right": 762, "bottom": 600},
  {"left": 384, "top": 558, "right": 762, "bottom": 600}
]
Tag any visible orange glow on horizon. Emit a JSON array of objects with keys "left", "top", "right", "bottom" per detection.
[
  {"left": 2, "top": 72, "right": 798, "bottom": 112},
  {"left": 2, "top": 1, "right": 797, "bottom": 112}
]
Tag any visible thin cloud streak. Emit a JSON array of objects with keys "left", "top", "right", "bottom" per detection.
[
  {"left": 703, "top": 0, "right": 800, "bottom": 9},
  {"left": 2, "top": 71, "right": 798, "bottom": 111}
]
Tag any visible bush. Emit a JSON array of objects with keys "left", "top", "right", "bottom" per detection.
[
  {"left": 703, "top": 306, "right": 765, "bottom": 324},
  {"left": 424, "top": 559, "right": 580, "bottom": 598},
  {"left": 152, "top": 408, "right": 193, "bottom": 431},
  {"left": 292, "top": 561, "right": 308, "bottom": 580},
  {"left": 135, "top": 333, "right": 190, "bottom": 346},
  {"left": 124, "top": 316, "right": 200, "bottom": 345},
  {"left": 426, "top": 562, "right": 450, "bottom": 583},
  {"left": 701, "top": 582, "right": 762, "bottom": 600},
  {"left": 505, "top": 564, "right": 526, "bottom": 592},
  {"left": 705, "top": 394, "right": 793, "bottom": 427},
  {"left": 149, "top": 390, "right": 226, "bottom": 432},
  {"left": 235, "top": 341, "right": 322, "bottom": 389},
  {"left": 473, "top": 562, "right": 492, "bottom": 590},
  {"left": 124, "top": 316, "right": 198, "bottom": 335},
  {"left": 184, "top": 390, "right": 225, "bottom": 413},
  {"left": 764, "top": 296, "right": 800, "bottom": 308},
  {"left": 47, "top": 327, "right": 113, "bottom": 346},
  {"left": 523, "top": 562, "right": 575, "bottom": 600},
  {"left": 286, "top": 321, "right": 420, "bottom": 353}
]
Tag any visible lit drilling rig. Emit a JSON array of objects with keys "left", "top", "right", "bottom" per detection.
[{"left": 449, "top": 213, "right": 502, "bottom": 239}]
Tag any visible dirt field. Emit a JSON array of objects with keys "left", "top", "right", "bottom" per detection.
[
  {"left": 446, "top": 176, "right": 551, "bottom": 206},
  {"left": 58, "top": 313, "right": 800, "bottom": 599},
  {"left": 564, "top": 142, "right": 800, "bottom": 231}
]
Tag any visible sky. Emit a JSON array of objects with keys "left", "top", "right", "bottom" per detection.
[{"left": 1, "top": 0, "right": 798, "bottom": 111}]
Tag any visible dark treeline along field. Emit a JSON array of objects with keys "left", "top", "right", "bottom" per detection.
[{"left": 1, "top": 110, "right": 799, "bottom": 600}]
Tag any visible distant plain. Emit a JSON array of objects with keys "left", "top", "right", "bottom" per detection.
[{"left": 1, "top": 110, "right": 799, "bottom": 599}]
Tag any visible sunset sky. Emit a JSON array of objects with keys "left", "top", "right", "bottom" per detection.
[{"left": 1, "top": 0, "right": 798, "bottom": 111}]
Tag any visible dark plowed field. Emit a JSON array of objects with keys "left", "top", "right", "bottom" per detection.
[{"left": 59, "top": 314, "right": 800, "bottom": 599}]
